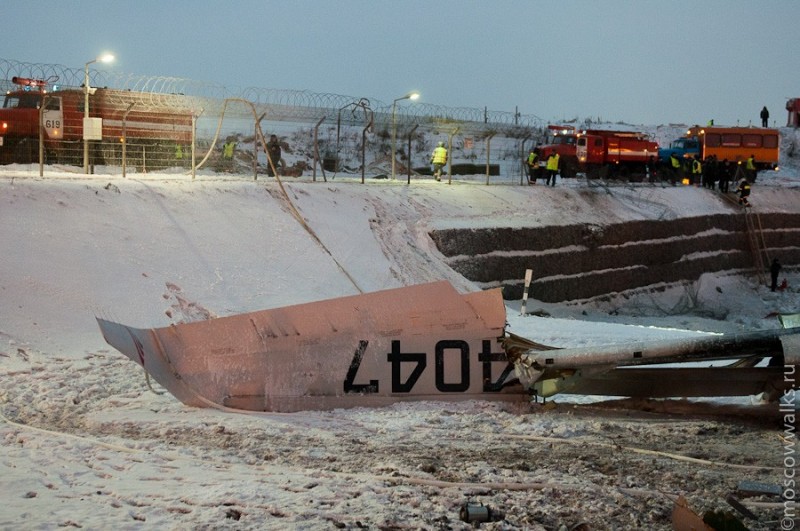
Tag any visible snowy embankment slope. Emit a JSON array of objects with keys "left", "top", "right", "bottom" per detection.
[
  {"left": 2, "top": 169, "right": 799, "bottom": 355},
  {"left": 1, "top": 166, "right": 799, "bottom": 530}
]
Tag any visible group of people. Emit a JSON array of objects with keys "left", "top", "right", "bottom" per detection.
[
  {"left": 430, "top": 142, "right": 558, "bottom": 184},
  {"left": 213, "top": 104, "right": 776, "bottom": 179},
  {"left": 672, "top": 153, "right": 739, "bottom": 190},
  {"left": 525, "top": 147, "right": 560, "bottom": 186},
  {"left": 224, "top": 134, "right": 766, "bottom": 192},
  {"left": 662, "top": 152, "right": 756, "bottom": 205}
]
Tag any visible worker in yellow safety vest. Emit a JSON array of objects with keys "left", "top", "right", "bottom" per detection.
[
  {"left": 223, "top": 141, "right": 236, "bottom": 160},
  {"left": 669, "top": 153, "right": 682, "bottom": 185},
  {"left": 745, "top": 154, "right": 757, "bottom": 182},
  {"left": 431, "top": 141, "right": 448, "bottom": 181},
  {"left": 545, "top": 153, "right": 559, "bottom": 186},
  {"left": 220, "top": 139, "right": 236, "bottom": 172},
  {"left": 526, "top": 148, "right": 539, "bottom": 184},
  {"left": 691, "top": 156, "right": 702, "bottom": 186}
]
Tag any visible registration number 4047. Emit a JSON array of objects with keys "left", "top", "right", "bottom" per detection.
[{"left": 343, "top": 339, "right": 516, "bottom": 395}]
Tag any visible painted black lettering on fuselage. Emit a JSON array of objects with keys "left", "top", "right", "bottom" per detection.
[
  {"left": 343, "top": 339, "right": 378, "bottom": 393},
  {"left": 343, "top": 339, "right": 516, "bottom": 395}
]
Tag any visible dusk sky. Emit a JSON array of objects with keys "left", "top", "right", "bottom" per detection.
[{"left": 4, "top": 0, "right": 796, "bottom": 127}]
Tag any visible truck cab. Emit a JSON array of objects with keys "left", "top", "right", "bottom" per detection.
[
  {"left": 658, "top": 137, "right": 700, "bottom": 163},
  {"left": 0, "top": 78, "right": 52, "bottom": 163},
  {"left": 538, "top": 125, "right": 578, "bottom": 177}
]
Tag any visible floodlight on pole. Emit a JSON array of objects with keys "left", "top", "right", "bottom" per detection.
[
  {"left": 391, "top": 91, "right": 420, "bottom": 180},
  {"left": 83, "top": 53, "right": 115, "bottom": 174}
]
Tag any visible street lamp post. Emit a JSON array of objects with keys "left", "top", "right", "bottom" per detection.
[
  {"left": 83, "top": 53, "right": 115, "bottom": 174},
  {"left": 391, "top": 91, "right": 419, "bottom": 180}
]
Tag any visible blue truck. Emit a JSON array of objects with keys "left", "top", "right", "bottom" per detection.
[{"left": 657, "top": 135, "right": 700, "bottom": 163}]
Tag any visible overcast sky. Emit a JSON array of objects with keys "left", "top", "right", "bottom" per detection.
[{"left": 4, "top": 0, "right": 796, "bottom": 127}]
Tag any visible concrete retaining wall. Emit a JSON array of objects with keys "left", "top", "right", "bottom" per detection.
[{"left": 430, "top": 213, "right": 800, "bottom": 302}]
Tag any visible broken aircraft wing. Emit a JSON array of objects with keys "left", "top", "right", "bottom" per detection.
[
  {"left": 98, "top": 280, "right": 799, "bottom": 412},
  {"left": 97, "top": 281, "right": 524, "bottom": 412}
]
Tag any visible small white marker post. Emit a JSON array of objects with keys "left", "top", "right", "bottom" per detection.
[{"left": 520, "top": 269, "right": 533, "bottom": 316}]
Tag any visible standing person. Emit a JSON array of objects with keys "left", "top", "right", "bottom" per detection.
[
  {"left": 704, "top": 155, "right": 717, "bottom": 190},
  {"left": 770, "top": 258, "right": 782, "bottom": 292},
  {"left": 737, "top": 178, "right": 751, "bottom": 206},
  {"left": 546, "top": 152, "right": 559, "bottom": 186},
  {"left": 691, "top": 156, "right": 702, "bottom": 186},
  {"left": 266, "top": 134, "right": 282, "bottom": 177},
  {"left": 175, "top": 144, "right": 184, "bottom": 167},
  {"left": 526, "top": 148, "right": 539, "bottom": 184},
  {"left": 221, "top": 138, "right": 237, "bottom": 171},
  {"left": 669, "top": 152, "right": 682, "bottom": 185},
  {"left": 760, "top": 106, "right": 770, "bottom": 127},
  {"left": 745, "top": 154, "right": 757, "bottom": 182},
  {"left": 431, "top": 141, "right": 448, "bottom": 181},
  {"left": 719, "top": 159, "right": 731, "bottom": 192}
]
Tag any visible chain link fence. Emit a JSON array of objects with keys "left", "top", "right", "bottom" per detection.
[{"left": 1, "top": 58, "right": 548, "bottom": 181}]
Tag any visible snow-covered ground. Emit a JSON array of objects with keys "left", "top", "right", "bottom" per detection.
[{"left": 1, "top": 131, "right": 799, "bottom": 529}]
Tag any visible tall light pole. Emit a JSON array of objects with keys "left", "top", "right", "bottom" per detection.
[
  {"left": 391, "top": 91, "right": 419, "bottom": 180},
  {"left": 84, "top": 53, "right": 115, "bottom": 174}
]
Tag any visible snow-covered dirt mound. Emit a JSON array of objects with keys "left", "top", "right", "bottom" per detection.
[{"left": 1, "top": 168, "right": 797, "bottom": 529}]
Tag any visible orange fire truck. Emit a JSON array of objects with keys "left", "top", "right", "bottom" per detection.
[
  {"left": 576, "top": 129, "right": 659, "bottom": 180},
  {"left": 0, "top": 76, "right": 193, "bottom": 165}
]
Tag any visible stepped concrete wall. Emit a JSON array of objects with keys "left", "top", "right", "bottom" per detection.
[{"left": 430, "top": 213, "right": 800, "bottom": 302}]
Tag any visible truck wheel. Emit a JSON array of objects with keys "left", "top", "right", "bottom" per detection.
[
  {"left": 16, "top": 139, "right": 38, "bottom": 164},
  {"left": 561, "top": 160, "right": 576, "bottom": 178}
]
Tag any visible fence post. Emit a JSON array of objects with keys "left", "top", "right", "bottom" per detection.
[
  {"left": 361, "top": 114, "right": 373, "bottom": 184},
  {"left": 121, "top": 103, "right": 134, "bottom": 178},
  {"left": 447, "top": 127, "right": 460, "bottom": 185},
  {"left": 38, "top": 96, "right": 47, "bottom": 177},
  {"left": 520, "top": 135, "right": 532, "bottom": 185},
  {"left": 407, "top": 124, "right": 419, "bottom": 184},
  {"left": 191, "top": 112, "right": 198, "bottom": 180},
  {"left": 485, "top": 133, "right": 496, "bottom": 185},
  {"left": 313, "top": 116, "right": 326, "bottom": 182},
  {"left": 254, "top": 113, "right": 266, "bottom": 181}
]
